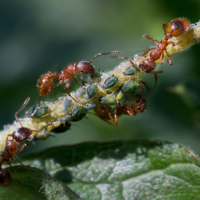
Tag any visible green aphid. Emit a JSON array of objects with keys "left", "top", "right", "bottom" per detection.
[
  {"left": 100, "top": 93, "right": 117, "bottom": 105},
  {"left": 90, "top": 71, "right": 102, "bottom": 79},
  {"left": 35, "top": 131, "right": 53, "bottom": 140},
  {"left": 75, "top": 87, "right": 86, "bottom": 97},
  {"left": 102, "top": 75, "right": 118, "bottom": 89},
  {"left": 121, "top": 80, "right": 139, "bottom": 93},
  {"left": 123, "top": 66, "right": 137, "bottom": 75},
  {"left": 72, "top": 105, "right": 86, "bottom": 121},
  {"left": 60, "top": 115, "right": 72, "bottom": 123},
  {"left": 84, "top": 103, "right": 97, "bottom": 110},
  {"left": 51, "top": 122, "right": 71, "bottom": 133},
  {"left": 26, "top": 102, "right": 49, "bottom": 118},
  {"left": 86, "top": 84, "right": 98, "bottom": 99},
  {"left": 63, "top": 98, "right": 72, "bottom": 112}
]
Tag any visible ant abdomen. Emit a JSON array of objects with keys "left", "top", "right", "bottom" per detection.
[
  {"left": 0, "top": 169, "right": 12, "bottom": 187},
  {"left": 12, "top": 127, "right": 32, "bottom": 142},
  {"left": 168, "top": 18, "right": 190, "bottom": 37},
  {"left": 139, "top": 60, "right": 156, "bottom": 73}
]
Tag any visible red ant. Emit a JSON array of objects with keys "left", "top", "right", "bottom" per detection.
[
  {"left": 92, "top": 84, "right": 148, "bottom": 127},
  {"left": 37, "top": 51, "right": 121, "bottom": 105},
  {"left": 114, "top": 18, "right": 190, "bottom": 91},
  {"left": 0, "top": 97, "right": 52, "bottom": 189}
]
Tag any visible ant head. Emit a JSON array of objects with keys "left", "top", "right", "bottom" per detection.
[
  {"left": 0, "top": 168, "right": 12, "bottom": 187},
  {"left": 139, "top": 59, "right": 156, "bottom": 73},
  {"left": 75, "top": 61, "right": 95, "bottom": 74},
  {"left": 37, "top": 73, "right": 55, "bottom": 96},
  {"left": 12, "top": 127, "right": 32, "bottom": 142},
  {"left": 168, "top": 18, "right": 190, "bottom": 37},
  {"left": 134, "top": 94, "right": 147, "bottom": 113},
  {"left": 5, "top": 139, "right": 17, "bottom": 152}
]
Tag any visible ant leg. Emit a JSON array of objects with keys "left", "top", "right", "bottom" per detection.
[
  {"left": 53, "top": 89, "right": 57, "bottom": 101},
  {"left": 129, "top": 59, "right": 140, "bottom": 71},
  {"left": 8, "top": 163, "right": 37, "bottom": 193},
  {"left": 163, "top": 23, "right": 168, "bottom": 35},
  {"left": 63, "top": 85, "right": 78, "bottom": 103},
  {"left": 175, "top": 35, "right": 195, "bottom": 46},
  {"left": 165, "top": 50, "right": 172, "bottom": 65},
  {"left": 6, "top": 134, "right": 13, "bottom": 142},
  {"left": 90, "top": 51, "right": 122, "bottom": 63},
  {"left": 143, "top": 34, "right": 159, "bottom": 43},
  {"left": 142, "top": 47, "right": 156, "bottom": 56},
  {"left": 140, "top": 81, "right": 151, "bottom": 98},
  {"left": 149, "top": 71, "right": 163, "bottom": 92},
  {"left": 73, "top": 77, "right": 83, "bottom": 88},
  {"left": 15, "top": 143, "right": 27, "bottom": 154},
  {"left": 140, "top": 84, "right": 144, "bottom": 100},
  {"left": 15, "top": 97, "right": 30, "bottom": 127},
  {"left": 160, "top": 52, "right": 165, "bottom": 64}
]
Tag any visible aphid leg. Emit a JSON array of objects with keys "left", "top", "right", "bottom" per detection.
[
  {"left": 90, "top": 51, "right": 122, "bottom": 63},
  {"left": 143, "top": 34, "right": 159, "bottom": 43},
  {"left": 165, "top": 50, "right": 172, "bottom": 65},
  {"left": 15, "top": 97, "right": 30, "bottom": 127},
  {"left": 162, "top": 23, "right": 168, "bottom": 35}
]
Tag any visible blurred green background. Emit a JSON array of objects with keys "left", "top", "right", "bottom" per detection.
[{"left": 1, "top": 1, "right": 200, "bottom": 154}]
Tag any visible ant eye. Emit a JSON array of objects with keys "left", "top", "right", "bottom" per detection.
[{"left": 81, "top": 70, "right": 84, "bottom": 72}]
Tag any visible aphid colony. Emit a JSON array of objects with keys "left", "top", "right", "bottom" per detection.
[{"left": 0, "top": 18, "right": 191, "bottom": 189}]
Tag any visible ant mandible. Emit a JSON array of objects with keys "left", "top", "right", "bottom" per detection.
[
  {"left": 0, "top": 97, "right": 52, "bottom": 189},
  {"left": 37, "top": 51, "right": 122, "bottom": 105}
]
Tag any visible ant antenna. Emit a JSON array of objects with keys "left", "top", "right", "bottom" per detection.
[
  {"left": 31, "top": 123, "right": 53, "bottom": 133},
  {"left": 90, "top": 51, "right": 122, "bottom": 63},
  {"left": 15, "top": 97, "right": 30, "bottom": 127},
  {"left": 112, "top": 56, "right": 140, "bottom": 71}
]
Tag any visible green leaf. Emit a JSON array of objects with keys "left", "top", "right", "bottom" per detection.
[{"left": 2, "top": 140, "right": 200, "bottom": 200}]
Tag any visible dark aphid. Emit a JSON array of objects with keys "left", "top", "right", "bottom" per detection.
[
  {"left": 100, "top": 93, "right": 117, "bottom": 105},
  {"left": 86, "top": 84, "right": 98, "bottom": 99},
  {"left": 72, "top": 105, "right": 86, "bottom": 121},
  {"left": 123, "top": 66, "right": 137, "bottom": 75},
  {"left": 51, "top": 122, "right": 71, "bottom": 133},
  {"left": 121, "top": 80, "right": 139, "bottom": 94},
  {"left": 75, "top": 87, "right": 86, "bottom": 98},
  {"left": 63, "top": 98, "right": 72, "bottom": 113},
  {"left": 102, "top": 75, "right": 118, "bottom": 89}
]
